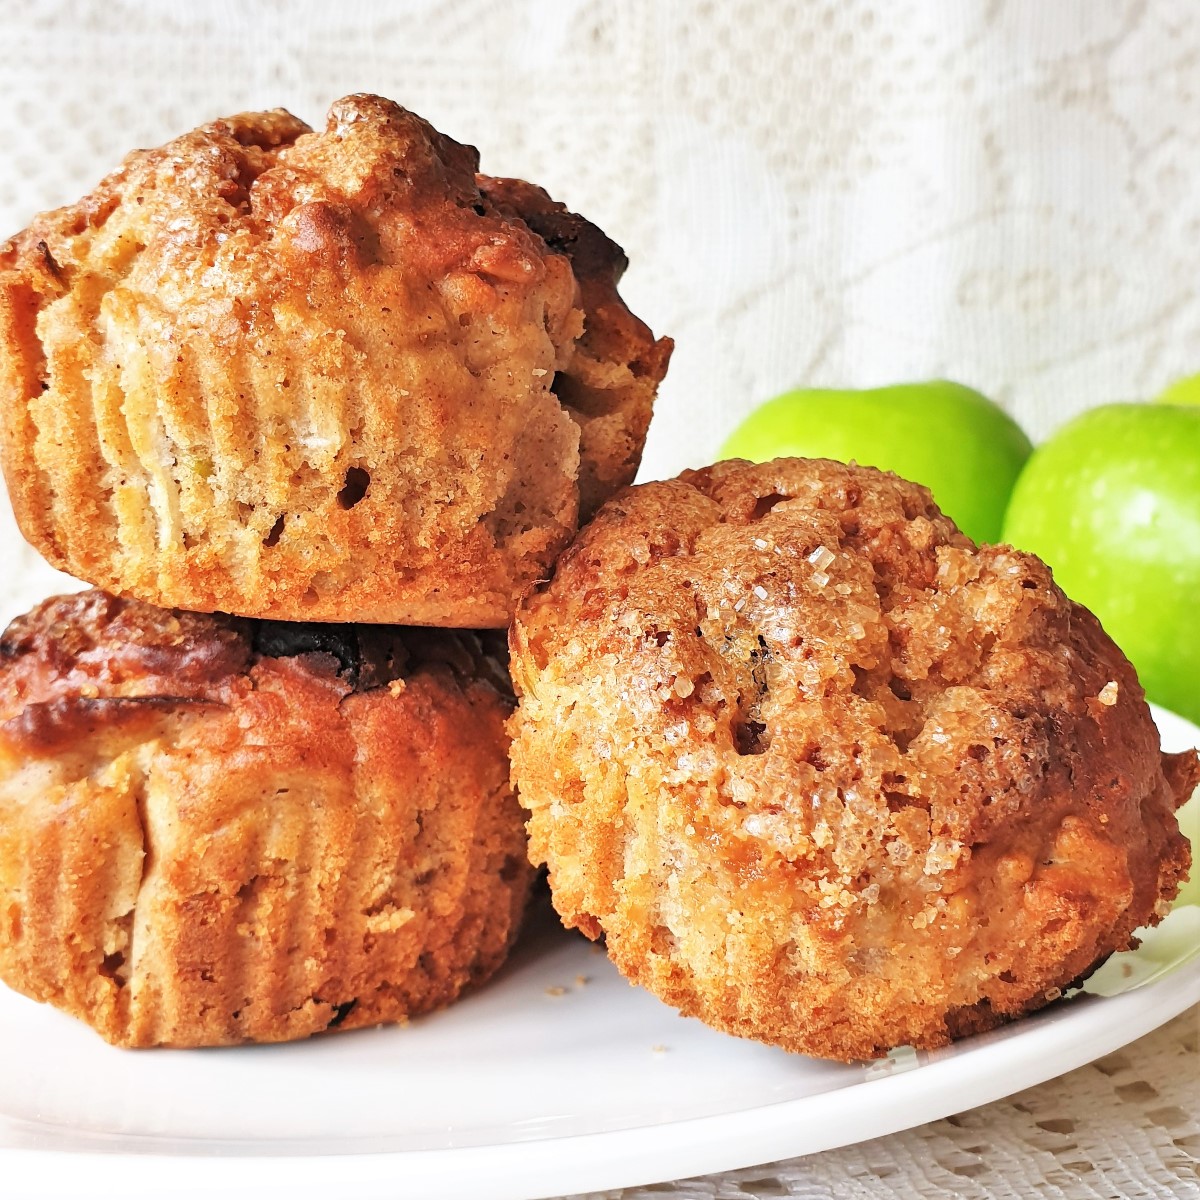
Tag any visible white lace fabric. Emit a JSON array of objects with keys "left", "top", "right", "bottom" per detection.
[{"left": 0, "top": 2, "right": 1197, "bottom": 1195}]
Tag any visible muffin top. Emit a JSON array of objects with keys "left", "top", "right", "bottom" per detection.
[
  {"left": 0, "top": 589, "right": 510, "bottom": 754},
  {"left": 514, "top": 455, "right": 1186, "bottom": 902},
  {"left": 0, "top": 95, "right": 671, "bottom": 625}
]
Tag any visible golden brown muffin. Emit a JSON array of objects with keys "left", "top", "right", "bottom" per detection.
[
  {"left": 509, "top": 457, "right": 1195, "bottom": 1062},
  {"left": 0, "top": 95, "right": 671, "bottom": 626},
  {"left": 0, "top": 590, "right": 533, "bottom": 1047}
]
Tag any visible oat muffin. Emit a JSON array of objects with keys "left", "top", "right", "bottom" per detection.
[
  {"left": 509, "top": 458, "right": 1195, "bottom": 1062},
  {"left": 0, "top": 590, "right": 533, "bottom": 1047},
  {"left": 0, "top": 94, "right": 671, "bottom": 626}
]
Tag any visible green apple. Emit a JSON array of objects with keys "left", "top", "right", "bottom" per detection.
[
  {"left": 1002, "top": 403, "right": 1200, "bottom": 724},
  {"left": 720, "top": 381, "right": 1032, "bottom": 544},
  {"left": 1156, "top": 373, "right": 1200, "bottom": 406}
]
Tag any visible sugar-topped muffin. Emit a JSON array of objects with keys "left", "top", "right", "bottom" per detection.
[
  {"left": 0, "top": 590, "right": 533, "bottom": 1047},
  {"left": 0, "top": 95, "right": 671, "bottom": 626},
  {"left": 509, "top": 457, "right": 1194, "bottom": 1061}
]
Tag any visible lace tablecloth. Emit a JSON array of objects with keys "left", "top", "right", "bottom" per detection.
[{"left": 0, "top": 2, "right": 1197, "bottom": 1196}]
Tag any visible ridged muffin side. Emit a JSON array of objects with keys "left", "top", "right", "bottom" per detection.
[
  {"left": 0, "top": 95, "right": 671, "bottom": 626},
  {"left": 0, "top": 591, "right": 532, "bottom": 1047}
]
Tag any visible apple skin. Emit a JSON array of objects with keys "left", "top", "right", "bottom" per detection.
[
  {"left": 720, "top": 381, "right": 1032, "bottom": 544},
  {"left": 1156, "top": 373, "right": 1200, "bottom": 405},
  {"left": 1002, "top": 403, "right": 1200, "bottom": 725}
]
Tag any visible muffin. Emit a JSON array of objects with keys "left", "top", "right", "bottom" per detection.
[
  {"left": 509, "top": 457, "right": 1195, "bottom": 1062},
  {"left": 0, "top": 94, "right": 671, "bottom": 626},
  {"left": 0, "top": 590, "right": 533, "bottom": 1047}
]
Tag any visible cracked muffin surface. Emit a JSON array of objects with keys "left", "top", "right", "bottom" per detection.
[
  {"left": 0, "top": 589, "right": 532, "bottom": 1047},
  {"left": 0, "top": 94, "right": 671, "bottom": 626},
  {"left": 509, "top": 457, "right": 1195, "bottom": 1062}
]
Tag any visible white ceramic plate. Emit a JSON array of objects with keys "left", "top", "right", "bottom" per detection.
[{"left": 1, "top": 707, "right": 1197, "bottom": 1200}]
